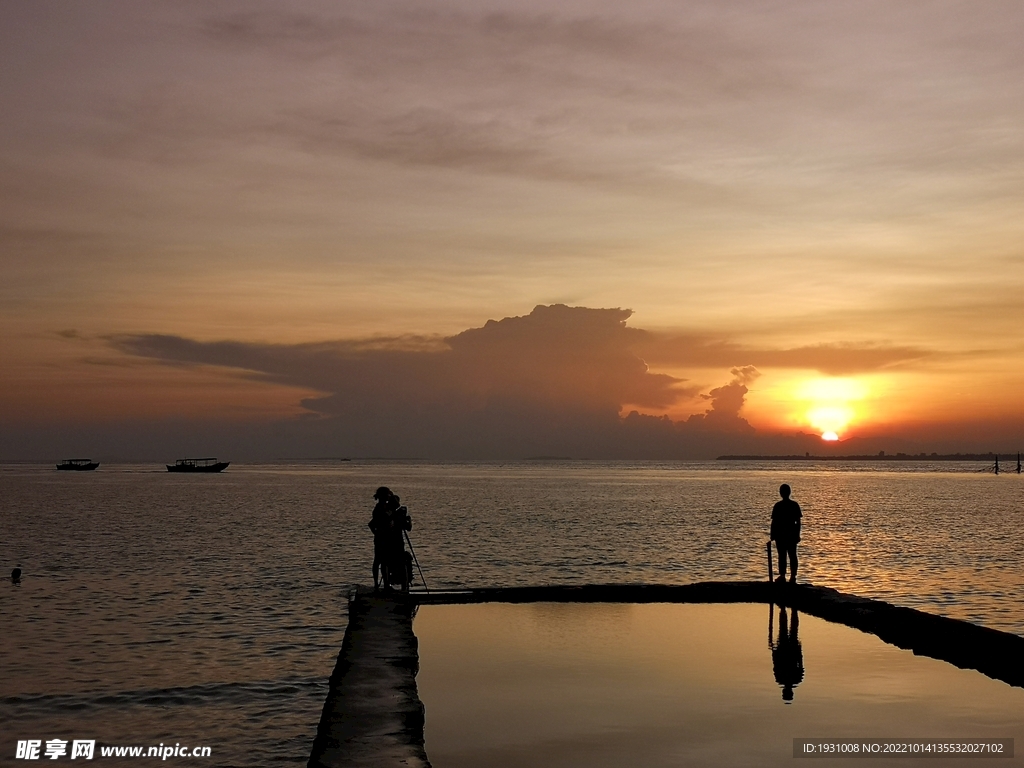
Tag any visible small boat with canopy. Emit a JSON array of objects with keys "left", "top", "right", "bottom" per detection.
[
  {"left": 166, "top": 457, "right": 230, "bottom": 473},
  {"left": 56, "top": 458, "right": 99, "bottom": 471}
]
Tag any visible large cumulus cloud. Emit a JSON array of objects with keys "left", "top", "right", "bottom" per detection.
[{"left": 111, "top": 304, "right": 934, "bottom": 458}]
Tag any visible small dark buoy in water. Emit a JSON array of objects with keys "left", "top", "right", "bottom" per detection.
[{"left": 11, "top": 567, "right": 21, "bottom": 584}]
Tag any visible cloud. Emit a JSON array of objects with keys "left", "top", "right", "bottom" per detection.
[
  {"left": 186, "top": 2, "right": 1024, "bottom": 200},
  {"left": 109, "top": 305, "right": 954, "bottom": 457},
  {"left": 278, "top": 107, "right": 556, "bottom": 181},
  {"left": 114, "top": 305, "right": 689, "bottom": 413},
  {"left": 112, "top": 305, "right": 770, "bottom": 457},
  {"left": 185, "top": 6, "right": 797, "bottom": 190},
  {"left": 631, "top": 334, "right": 935, "bottom": 375},
  {"left": 684, "top": 365, "right": 760, "bottom": 434},
  {"left": 198, "top": 7, "right": 771, "bottom": 94},
  {"left": 201, "top": 10, "right": 368, "bottom": 54}
]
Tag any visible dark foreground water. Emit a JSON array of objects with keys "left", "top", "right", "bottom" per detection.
[{"left": 1, "top": 460, "right": 1022, "bottom": 765}]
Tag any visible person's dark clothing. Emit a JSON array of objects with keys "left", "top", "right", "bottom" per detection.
[
  {"left": 388, "top": 506, "right": 411, "bottom": 555},
  {"left": 391, "top": 505, "right": 411, "bottom": 530},
  {"left": 384, "top": 504, "right": 412, "bottom": 589},
  {"left": 771, "top": 496, "right": 802, "bottom": 581},
  {"left": 770, "top": 498, "right": 802, "bottom": 543},
  {"left": 776, "top": 540, "right": 797, "bottom": 581},
  {"left": 369, "top": 501, "right": 391, "bottom": 555},
  {"left": 369, "top": 500, "right": 392, "bottom": 587}
]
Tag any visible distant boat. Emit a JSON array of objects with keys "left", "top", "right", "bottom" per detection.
[
  {"left": 56, "top": 458, "right": 99, "bottom": 471},
  {"left": 166, "top": 457, "right": 230, "bottom": 473}
]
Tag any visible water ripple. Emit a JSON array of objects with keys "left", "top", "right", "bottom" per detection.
[{"left": 1, "top": 677, "right": 326, "bottom": 717}]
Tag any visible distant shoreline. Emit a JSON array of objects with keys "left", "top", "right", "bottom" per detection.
[{"left": 718, "top": 453, "right": 1014, "bottom": 461}]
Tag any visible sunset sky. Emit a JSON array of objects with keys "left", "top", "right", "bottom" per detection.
[{"left": 3, "top": 1, "right": 1023, "bottom": 459}]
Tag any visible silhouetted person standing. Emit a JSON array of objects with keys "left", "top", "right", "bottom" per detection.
[
  {"left": 771, "top": 606, "right": 804, "bottom": 701},
  {"left": 770, "top": 483, "right": 801, "bottom": 583},
  {"left": 368, "top": 486, "right": 393, "bottom": 590}
]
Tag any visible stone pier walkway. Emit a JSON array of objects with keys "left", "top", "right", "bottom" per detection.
[{"left": 307, "top": 588, "right": 429, "bottom": 768}]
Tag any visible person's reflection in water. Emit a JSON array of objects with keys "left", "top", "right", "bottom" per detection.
[{"left": 770, "top": 605, "right": 804, "bottom": 702}]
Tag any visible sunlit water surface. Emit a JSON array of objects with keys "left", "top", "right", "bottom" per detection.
[
  {"left": 416, "top": 603, "right": 1024, "bottom": 767},
  {"left": 1, "top": 460, "right": 1021, "bottom": 765}
]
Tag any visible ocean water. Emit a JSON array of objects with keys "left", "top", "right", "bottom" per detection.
[{"left": 1, "top": 460, "right": 1022, "bottom": 766}]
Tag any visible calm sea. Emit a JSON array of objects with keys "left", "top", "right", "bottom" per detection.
[{"left": 1, "top": 460, "right": 1021, "bottom": 766}]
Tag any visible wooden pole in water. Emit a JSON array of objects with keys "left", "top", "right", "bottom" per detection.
[{"left": 766, "top": 540, "right": 774, "bottom": 582}]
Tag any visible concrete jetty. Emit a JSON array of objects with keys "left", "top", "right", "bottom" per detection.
[
  {"left": 309, "top": 581, "right": 1024, "bottom": 767},
  {"left": 307, "top": 589, "right": 429, "bottom": 768}
]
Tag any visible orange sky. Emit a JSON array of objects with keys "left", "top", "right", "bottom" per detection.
[{"left": 2, "top": 1, "right": 1023, "bottom": 458}]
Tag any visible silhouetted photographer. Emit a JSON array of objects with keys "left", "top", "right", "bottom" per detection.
[{"left": 368, "top": 486, "right": 415, "bottom": 592}]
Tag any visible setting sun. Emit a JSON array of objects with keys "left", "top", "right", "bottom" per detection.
[{"left": 794, "top": 377, "right": 869, "bottom": 439}]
